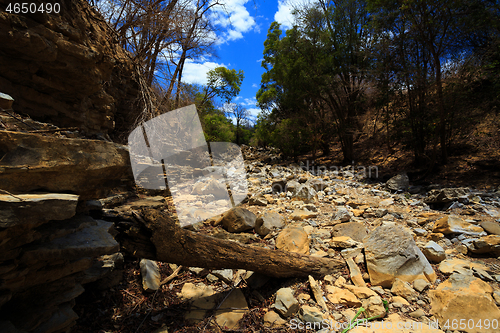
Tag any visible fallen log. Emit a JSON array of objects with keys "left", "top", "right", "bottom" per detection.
[{"left": 118, "top": 208, "right": 345, "bottom": 278}]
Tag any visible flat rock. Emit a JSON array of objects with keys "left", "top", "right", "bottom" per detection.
[
  {"left": 429, "top": 273, "right": 500, "bottom": 333},
  {"left": 221, "top": 208, "right": 256, "bottom": 233},
  {"left": 21, "top": 220, "right": 119, "bottom": 263},
  {"left": 0, "top": 131, "right": 132, "bottom": 200},
  {"left": 273, "top": 287, "right": 299, "bottom": 318},
  {"left": 364, "top": 224, "right": 436, "bottom": 287},
  {"left": 329, "top": 236, "right": 361, "bottom": 248},
  {"left": 0, "top": 193, "right": 79, "bottom": 228},
  {"left": 275, "top": 226, "right": 310, "bottom": 254},
  {"left": 290, "top": 209, "right": 318, "bottom": 221},
  {"left": 433, "top": 215, "right": 486, "bottom": 236},
  {"left": 215, "top": 288, "right": 248, "bottom": 330},
  {"left": 331, "top": 222, "right": 368, "bottom": 242},
  {"left": 438, "top": 258, "right": 489, "bottom": 275},
  {"left": 343, "top": 285, "right": 378, "bottom": 299},
  {"left": 179, "top": 282, "right": 216, "bottom": 323},
  {"left": 480, "top": 220, "right": 500, "bottom": 235}
]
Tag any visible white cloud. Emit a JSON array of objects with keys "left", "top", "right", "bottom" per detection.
[
  {"left": 211, "top": 0, "right": 257, "bottom": 43},
  {"left": 275, "top": 0, "right": 295, "bottom": 30},
  {"left": 252, "top": 83, "right": 259, "bottom": 88},
  {"left": 274, "top": 0, "right": 316, "bottom": 30},
  {"left": 181, "top": 60, "right": 226, "bottom": 85},
  {"left": 247, "top": 108, "right": 261, "bottom": 118},
  {"left": 241, "top": 97, "right": 257, "bottom": 106}
]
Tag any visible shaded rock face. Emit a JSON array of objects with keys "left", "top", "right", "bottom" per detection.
[
  {"left": 0, "top": 131, "right": 132, "bottom": 199},
  {"left": 0, "top": 0, "right": 140, "bottom": 138}
]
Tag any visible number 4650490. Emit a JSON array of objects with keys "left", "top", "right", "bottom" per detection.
[
  {"left": 5, "top": 3, "right": 61, "bottom": 14},
  {"left": 443, "top": 319, "right": 499, "bottom": 330}
]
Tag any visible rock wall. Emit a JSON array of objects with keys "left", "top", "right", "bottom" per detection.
[
  {"left": 0, "top": 0, "right": 141, "bottom": 139},
  {"left": 0, "top": 131, "right": 130, "bottom": 332}
]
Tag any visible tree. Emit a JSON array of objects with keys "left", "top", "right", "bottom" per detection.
[
  {"left": 200, "top": 67, "right": 244, "bottom": 107},
  {"left": 257, "top": 1, "right": 372, "bottom": 162},
  {"left": 225, "top": 103, "right": 249, "bottom": 145}
]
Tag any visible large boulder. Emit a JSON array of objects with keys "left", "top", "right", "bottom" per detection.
[
  {"left": 363, "top": 223, "right": 436, "bottom": 287},
  {"left": 0, "top": 131, "right": 132, "bottom": 199}
]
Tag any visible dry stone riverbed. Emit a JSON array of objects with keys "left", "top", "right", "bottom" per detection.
[{"left": 75, "top": 145, "right": 500, "bottom": 333}]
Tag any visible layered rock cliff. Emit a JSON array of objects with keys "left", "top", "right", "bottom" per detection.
[{"left": 0, "top": 0, "right": 141, "bottom": 139}]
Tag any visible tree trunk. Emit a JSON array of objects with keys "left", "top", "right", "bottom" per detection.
[{"left": 118, "top": 208, "right": 345, "bottom": 278}]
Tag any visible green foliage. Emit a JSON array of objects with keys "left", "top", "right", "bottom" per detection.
[
  {"left": 202, "top": 67, "right": 244, "bottom": 106},
  {"left": 202, "top": 113, "right": 235, "bottom": 143}
]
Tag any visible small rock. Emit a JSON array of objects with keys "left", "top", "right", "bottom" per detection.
[
  {"left": 386, "top": 172, "right": 409, "bottom": 191},
  {"left": 362, "top": 295, "right": 387, "bottom": 319},
  {"left": 255, "top": 212, "right": 284, "bottom": 237},
  {"left": 480, "top": 220, "right": 500, "bottom": 235},
  {"left": 290, "top": 209, "right": 318, "bottom": 221},
  {"left": 215, "top": 288, "right": 248, "bottom": 330},
  {"left": 263, "top": 310, "right": 287, "bottom": 327},
  {"left": 249, "top": 194, "right": 268, "bottom": 206},
  {"left": 422, "top": 241, "right": 446, "bottom": 263},
  {"left": 140, "top": 259, "right": 161, "bottom": 292},
  {"left": 329, "top": 236, "right": 360, "bottom": 248},
  {"left": 273, "top": 288, "right": 299, "bottom": 318},
  {"left": 308, "top": 275, "right": 328, "bottom": 311},
  {"left": 467, "top": 235, "right": 500, "bottom": 255},
  {"left": 221, "top": 208, "right": 257, "bottom": 233},
  {"left": 326, "top": 286, "right": 362, "bottom": 307},
  {"left": 433, "top": 215, "right": 486, "bottom": 236},
  {"left": 331, "top": 222, "right": 368, "bottom": 242},
  {"left": 293, "top": 185, "right": 317, "bottom": 203},
  {"left": 275, "top": 226, "right": 310, "bottom": 254},
  {"left": 409, "top": 308, "right": 425, "bottom": 318},
  {"left": 413, "top": 278, "right": 430, "bottom": 292},
  {"left": 299, "top": 305, "right": 324, "bottom": 323},
  {"left": 391, "top": 278, "right": 418, "bottom": 302},
  {"left": 334, "top": 207, "right": 351, "bottom": 222}
]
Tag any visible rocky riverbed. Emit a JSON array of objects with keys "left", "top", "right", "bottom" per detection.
[{"left": 72, "top": 145, "right": 500, "bottom": 333}]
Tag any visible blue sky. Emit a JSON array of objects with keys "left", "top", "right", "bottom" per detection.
[{"left": 181, "top": 0, "right": 312, "bottom": 120}]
